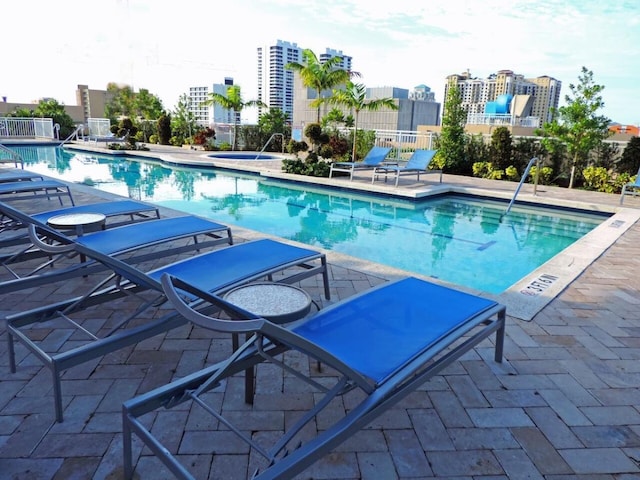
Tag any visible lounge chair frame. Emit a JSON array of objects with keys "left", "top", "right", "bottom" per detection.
[
  {"left": 0, "top": 201, "right": 232, "bottom": 293},
  {"left": 0, "top": 179, "right": 74, "bottom": 205},
  {"left": 329, "top": 146, "right": 392, "bottom": 180},
  {"left": 6, "top": 234, "right": 330, "bottom": 423},
  {"left": 0, "top": 199, "right": 160, "bottom": 250},
  {"left": 122, "top": 275, "right": 506, "bottom": 480},
  {"left": 620, "top": 167, "right": 640, "bottom": 204},
  {"left": 372, "top": 149, "right": 442, "bottom": 186}
]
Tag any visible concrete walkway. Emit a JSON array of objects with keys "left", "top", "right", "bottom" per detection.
[{"left": 1, "top": 145, "right": 640, "bottom": 479}]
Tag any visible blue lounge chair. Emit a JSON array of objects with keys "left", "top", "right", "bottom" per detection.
[
  {"left": 0, "top": 202, "right": 232, "bottom": 294},
  {"left": 6, "top": 235, "right": 330, "bottom": 422},
  {"left": 0, "top": 179, "right": 74, "bottom": 205},
  {"left": 620, "top": 166, "right": 640, "bottom": 204},
  {"left": 0, "top": 199, "right": 160, "bottom": 246},
  {"left": 121, "top": 275, "right": 506, "bottom": 480},
  {"left": 372, "top": 149, "right": 442, "bottom": 186},
  {"left": 329, "top": 146, "right": 392, "bottom": 180},
  {"left": 0, "top": 171, "right": 44, "bottom": 183}
]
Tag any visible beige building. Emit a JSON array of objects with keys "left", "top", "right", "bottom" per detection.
[
  {"left": 0, "top": 97, "right": 84, "bottom": 124},
  {"left": 291, "top": 76, "right": 441, "bottom": 133},
  {"left": 444, "top": 70, "right": 561, "bottom": 128},
  {"left": 75, "top": 84, "right": 111, "bottom": 125}
]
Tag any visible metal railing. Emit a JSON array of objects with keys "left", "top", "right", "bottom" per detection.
[
  {"left": 502, "top": 157, "right": 539, "bottom": 219},
  {"left": 59, "top": 124, "right": 84, "bottom": 146},
  {"left": 0, "top": 143, "right": 24, "bottom": 168},
  {"left": 256, "top": 133, "right": 285, "bottom": 159}
]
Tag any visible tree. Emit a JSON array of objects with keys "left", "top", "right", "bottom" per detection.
[
  {"left": 34, "top": 99, "right": 76, "bottom": 139},
  {"left": 133, "top": 88, "right": 164, "bottom": 120},
  {"left": 327, "top": 81, "right": 397, "bottom": 161},
  {"left": 618, "top": 137, "right": 640, "bottom": 175},
  {"left": 286, "top": 49, "right": 360, "bottom": 123},
  {"left": 105, "top": 83, "right": 136, "bottom": 121},
  {"left": 202, "top": 85, "right": 265, "bottom": 150},
  {"left": 156, "top": 113, "right": 172, "bottom": 145},
  {"left": 105, "top": 83, "right": 164, "bottom": 123},
  {"left": 437, "top": 83, "right": 467, "bottom": 174},
  {"left": 171, "top": 93, "right": 198, "bottom": 144},
  {"left": 258, "top": 108, "right": 290, "bottom": 152},
  {"left": 538, "top": 67, "right": 612, "bottom": 188},
  {"left": 488, "top": 126, "right": 513, "bottom": 172}
]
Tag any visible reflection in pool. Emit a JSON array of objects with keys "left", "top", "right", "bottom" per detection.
[
  {"left": 208, "top": 152, "right": 281, "bottom": 160},
  {"left": 9, "top": 146, "right": 608, "bottom": 294}
]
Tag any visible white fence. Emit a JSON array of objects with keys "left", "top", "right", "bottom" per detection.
[
  {"left": 87, "top": 118, "right": 111, "bottom": 137},
  {"left": 0, "top": 117, "right": 55, "bottom": 138}
]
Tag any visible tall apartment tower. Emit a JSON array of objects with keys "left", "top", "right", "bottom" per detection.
[
  {"left": 257, "top": 40, "right": 352, "bottom": 121},
  {"left": 444, "top": 70, "right": 561, "bottom": 127},
  {"left": 257, "top": 40, "right": 303, "bottom": 121},
  {"left": 188, "top": 77, "right": 236, "bottom": 127}
]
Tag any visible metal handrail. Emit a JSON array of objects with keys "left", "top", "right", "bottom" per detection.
[
  {"left": 59, "top": 124, "right": 84, "bottom": 146},
  {"left": 0, "top": 143, "right": 24, "bottom": 169},
  {"left": 256, "top": 133, "right": 285, "bottom": 159},
  {"left": 503, "top": 157, "right": 539, "bottom": 219}
]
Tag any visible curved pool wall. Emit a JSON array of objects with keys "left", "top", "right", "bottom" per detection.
[{"left": 208, "top": 152, "right": 282, "bottom": 161}]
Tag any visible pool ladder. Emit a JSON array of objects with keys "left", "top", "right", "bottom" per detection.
[
  {"left": 256, "top": 133, "right": 285, "bottom": 159},
  {"left": 503, "top": 157, "right": 539, "bottom": 219}
]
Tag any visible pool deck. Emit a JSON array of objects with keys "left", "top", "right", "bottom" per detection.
[{"left": 1, "top": 142, "right": 640, "bottom": 479}]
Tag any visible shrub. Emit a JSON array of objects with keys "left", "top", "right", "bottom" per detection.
[
  {"left": 472, "top": 161, "right": 503, "bottom": 179},
  {"left": 582, "top": 166, "right": 614, "bottom": 193},
  {"left": 505, "top": 165, "right": 519, "bottom": 181},
  {"left": 282, "top": 152, "right": 331, "bottom": 177},
  {"left": 528, "top": 166, "right": 554, "bottom": 185}
]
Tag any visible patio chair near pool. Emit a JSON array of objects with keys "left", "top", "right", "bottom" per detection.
[
  {"left": 0, "top": 199, "right": 160, "bottom": 249},
  {"left": 87, "top": 131, "right": 128, "bottom": 144},
  {"left": 620, "top": 166, "right": 640, "bottom": 204},
  {"left": 0, "top": 202, "right": 232, "bottom": 294},
  {"left": 6, "top": 235, "right": 330, "bottom": 422},
  {"left": 372, "top": 148, "right": 442, "bottom": 186},
  {"left": 0, "top": 171, "right": 44, "bottom": 183},
  {"left": 120, "top": 275, "right": 506, "bottom": 480},
  {"left": 0, "top": 179, "right": 74, "bottom": 205},
  {"left": 329, "top": 145, "right": 392, "bottom": 180}
]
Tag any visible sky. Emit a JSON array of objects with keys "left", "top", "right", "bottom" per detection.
[{"left": 3, "top": 0, "right": 639, "bottom": 125}]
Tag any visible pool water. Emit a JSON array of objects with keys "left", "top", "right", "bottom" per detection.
[{"left": 7, "top": 146, "right": 607, "bottom": 294}]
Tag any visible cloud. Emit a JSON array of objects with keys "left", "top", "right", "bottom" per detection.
[{"left": 3, "top": 0, "right": 638, "bottom": 124}]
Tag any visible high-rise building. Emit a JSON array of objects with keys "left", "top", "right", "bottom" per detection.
[
  {"left": 188, "top": 77, "right": 236, "bottom": 127},
  {"left": 444, "top": 70, "right": 561, "bottom": 127},
  {"left": 257, "top": 40, "right": 352, "bottom": 122},
  {"left": 257, "top": 40, "right": 303, "bottom": 121}
]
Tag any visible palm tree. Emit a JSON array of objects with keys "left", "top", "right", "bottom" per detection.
[
  {"left": 286, "top": 49, "right": 360, "bottom": 123},
  {"left": 327, "top": 81, "right": 398, "bottom": 161},
  {"left": 202, "top": 85, "right": 265, "bottom": 150}
]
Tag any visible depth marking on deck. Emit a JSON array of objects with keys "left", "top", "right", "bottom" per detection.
[{"left": 520, "top": 274, "right": 559, "bottom": 296}]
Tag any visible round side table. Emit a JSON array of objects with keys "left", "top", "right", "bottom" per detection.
[
  {"left": 223, "top": 282, "right": 312, "bottom": 324},
  {"left": 47, "top": 212, "right": 106, "bottom": 236},
  {"left": 223, "top": 282, "right": 313, "bottom": 403}
]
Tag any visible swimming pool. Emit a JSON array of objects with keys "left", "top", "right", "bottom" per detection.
[{"left": 5, "top": 146, "right": 607, "bottom": 294}]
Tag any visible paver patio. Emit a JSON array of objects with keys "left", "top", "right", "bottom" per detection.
[{"left": 1, "top": 144, "right": 639, "bottom": 479}]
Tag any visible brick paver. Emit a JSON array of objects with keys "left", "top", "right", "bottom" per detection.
[{"left": 1, "top": 146, "right": 640, "bottom": 479}]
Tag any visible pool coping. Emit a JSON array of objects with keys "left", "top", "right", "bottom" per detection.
[{"left": 23, "top": 142, "right": 640, "bottom": 321}]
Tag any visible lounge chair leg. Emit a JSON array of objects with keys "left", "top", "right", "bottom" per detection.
[
  {"left": 494, "top": 310, "right": 506, "bottom": 363},
  {"left": 52, "top": 364, "right": 64, "bottom": 423},
  {"left": 123, "top": 410, "right": 134, "bottom": 479},
  {"left": 7, "top": 330, "right": 16, "bottom": 373}
]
